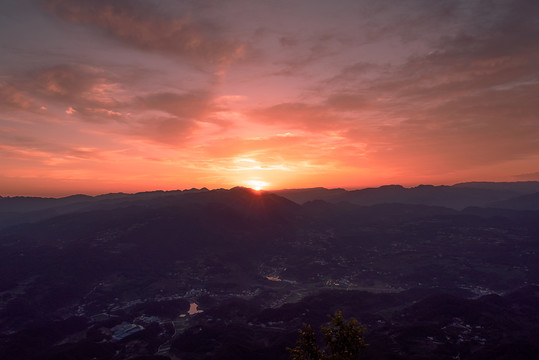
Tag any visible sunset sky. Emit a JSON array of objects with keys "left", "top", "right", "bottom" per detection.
[{"left": 1, "top": 0, "right": 539, "bottom": 196}]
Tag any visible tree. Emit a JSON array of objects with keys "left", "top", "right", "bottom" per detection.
[
  {"left": 288, "top": 311, "right": 367, "bottom": 360},
  {"left": 288, "top": 324, "right": 324, "bottom": 360}
]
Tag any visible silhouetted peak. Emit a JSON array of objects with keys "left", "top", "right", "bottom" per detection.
[
  {"left": 62, "top": 194, "right": 93, "bottom": 200},
  {"left": 378, "top": 184, "right": 405, "bottom": 190},
  {"left": 95, "top": 192, "right": 129, "bottom": 200},
  {"left": 453, "top": 181, "right": 539, "bottom": 194},
  {"left": 415, "top": 184, "right": 435, "bottom": 189},
  {"left": 184, "top": 187, "right": 209, "bottom": 193},
  {"left": 230, "top": 186, "right": 254, "bottom": 192}
]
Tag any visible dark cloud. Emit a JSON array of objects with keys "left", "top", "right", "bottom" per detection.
[
  {"left": 134, "top": 91, "right": 215, "bottom": 119},
  {"left": 0, "top": 64, "right": 123, "bottom": 121},
  {"left": 30, "top": 64, "right": 123, "bottom": 122},
  {"left": 121, "top": 90, "right": 223, "bottom": 144},
  {"left": 252, "top": 0, "right": 539, "bottom": 169},
  {"left": 338, "top": 82, "right": 539, "bottom": 173},
  {"left": 308, "top": 0, "right": 539, "bottom": 171},
  {"left": 272, "top": 33, "right": 344, "bottom": 76},
  {"left": 279, "top": 36, "right": 298, "bottom": 47},
  {"left": 323, "top": 62, "right": 383, "bottom": 88},
  {"left": 42, "top": 0, "right": 247, "bottom": 67},
  {"left": 34, "top": 65, "right": 98, "bottom": 99},
  {"left": 6, "top": 64, "right": 220, "bottom": 127},
  {"left": 325, "top": 93, "right": 373, "bottom": 111}
]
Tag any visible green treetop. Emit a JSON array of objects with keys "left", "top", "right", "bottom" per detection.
[{"left": 288, "top": 310, "right": 368, "bottom": 360}]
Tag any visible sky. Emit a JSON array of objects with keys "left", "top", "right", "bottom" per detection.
[{"left": 1, "top": 0, "right": 539, "bottom": 196}]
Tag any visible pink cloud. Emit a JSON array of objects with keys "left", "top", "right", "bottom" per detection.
[
  {"left": 33, "top": 65, "right": 120, "bottom": 105},
  {"left": 198, "top": 133, "right": 368, "bottom": 172},
  {"left": 249, "top": 102, "right": 350, "bottom": 131},
  {"left": 0, "top": 83, "right": 38, "bottom": 111},
  {"left": 127, "top": 116, "right": 198, "bottom": 146},
  {"left": 0, "top": 129, "right": 106, "bottom": 165}
]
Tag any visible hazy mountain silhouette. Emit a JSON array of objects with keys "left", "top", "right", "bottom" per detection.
[
  {"left": 3, "top": 182, "right": 539, "bottom": 230},
  {"left": 489, "top": 192, "right": 539, "bottom": 210},
  {"left": 453, "top": 181, "right": 539, "bottom": 194},
  {"left": 274, "top": 181, "right": 539, "bottom": 209},
  {"left": 270, "top": 187, "right": 347, "bottom": 203}
]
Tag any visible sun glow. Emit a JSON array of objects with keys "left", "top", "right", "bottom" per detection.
[{"left": 246, "top": 180, "right": 269, "bottom": 191}]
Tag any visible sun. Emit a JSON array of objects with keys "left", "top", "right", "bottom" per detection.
[{"left": 246, "top": 180, "right": 269, "bottom": 191}]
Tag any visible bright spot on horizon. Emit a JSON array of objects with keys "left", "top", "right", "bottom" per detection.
[{"left": 246, "top": 180, "right": 269, "bottom": 191}]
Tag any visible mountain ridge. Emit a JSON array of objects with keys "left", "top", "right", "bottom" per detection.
[{"left": 3, "top": 182, "right": 539, "bottom": 229}]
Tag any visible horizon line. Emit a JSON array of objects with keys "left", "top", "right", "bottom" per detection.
[{"left": 2, "top": 180, "right": 538, "bottom": 199}]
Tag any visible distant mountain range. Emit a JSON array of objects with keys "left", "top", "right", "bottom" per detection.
[
  {"left": 2, "top": 182, "right": 539, "bottom": 230},
  {"left": 272, "top": 181, "right": 539, "bottom": 209}
]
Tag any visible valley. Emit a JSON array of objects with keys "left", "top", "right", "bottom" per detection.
[{"left": 1, "top": 184, "right": 539, "bottom": 359}]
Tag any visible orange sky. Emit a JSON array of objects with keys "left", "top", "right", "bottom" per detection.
[{"left": 1, "top": 0, "right": 539, "bottom": 196}]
